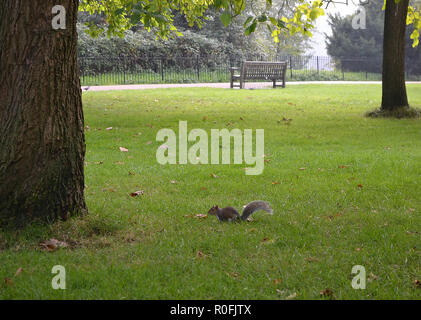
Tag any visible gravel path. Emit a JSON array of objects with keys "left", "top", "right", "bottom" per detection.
[{"left": 81, "top": 81, "right": 421, "bottom": 92}]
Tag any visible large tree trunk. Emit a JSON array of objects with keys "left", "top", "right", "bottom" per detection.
[
  {"left": 0, "top": 1, "right": 87, "bottom": 227},
  {"left": 381, "top": 0, "right": 410, "bottom": 110}
]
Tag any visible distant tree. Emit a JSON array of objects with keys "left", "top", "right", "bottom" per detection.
[{"left": 326, "top": 0, "right": 421, "bottom": 74}]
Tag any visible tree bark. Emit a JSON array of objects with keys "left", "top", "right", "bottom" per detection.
[
  {"left": 0, "top": 0, "right": 87, "bottom": 226},
  {"left": 381, "top": 0, "right": 410, "bottom": 110}
]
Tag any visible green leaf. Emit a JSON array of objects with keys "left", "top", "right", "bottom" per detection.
[
  {"left": 257, "top": 15, "right": 267, "bottom": 22},
  {"left": 245, "top": 21, "right": 257, "bottom": 36},
  {"left": 244, "top": 16, "right": 253, "bottom": 27},
  {"left": 220, "top": 12, "right": 232, "bottom": 27},
  {"left": 269, "top": 17, "right": 277, "bottom": 25}
]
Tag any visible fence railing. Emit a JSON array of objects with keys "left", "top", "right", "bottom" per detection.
[{"left": 78, "top": 54, "right": 421, "bottom": 86}]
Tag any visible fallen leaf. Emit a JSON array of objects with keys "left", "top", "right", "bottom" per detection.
[
  {"left": 320, "top": 288, "right": 334, "bottom": 297},
  {"left": 228, "top": 272, "right": 240, "bottom": 278},
  {"left": 106, "top": 127, "right": 113, "bottom": 130},
  {"left": 210, "top": 173, "right": 218, "bottom": 178},
  {"left": 14, "top": 267, "right": 23, "bottom": 277},
  {"left": 201, "top": 187, "right": 207, "bottom": 191},
  {"left": 272, "top": 181, "right": 280, "bottom": 185},
  {"left": 130, "top": 190, "right": 144, "bottom": 197},
  {"left": 3, "top": 278, "right": 13, "bottom": 287},
  {"left": 273, "top": 278, "right": 282, "bottom": 285},
  {"left": 299, "top": 167, "right": 306, "bottom": 170},
  {"left": 39, "top": 239, "right": 68, "bottom": 252},
  {"left": 195, "top": 214, "right": 208, "bottom": 219},
  {"left": 196, "top": 251, "right": 208, "bottom": 258},
  {"left": 170, "top": 180, "right": 177, "bottom": 184},
  {"left": 128, "top": 171, "right": 136, "bottom": 176},
  {"left": 113, "top": 161, "right": 125, "bottom": 165},
  {"left": 357, "top": 184, "right": 364, "bottom": 189},
  {"left": 119, "top": 147, "right": 129, "bottom": 152},
  {"left": 286, "top": 292, "right": 297, "bottom": 300},
  {"left": 202, "top": 116, "right": 207, "bottom": 121},
  {"left": 305, "top": 257, "right": 320, "bottom": 263},
  {"left": 368, "top": 273, "right": 378, "bottom": 281}
]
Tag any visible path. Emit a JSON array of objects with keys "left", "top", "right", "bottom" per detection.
[{"left": 82, "top": 81, "right": 421, "bottom": 92}]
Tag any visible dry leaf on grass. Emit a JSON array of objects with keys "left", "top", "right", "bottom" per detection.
[
  {"left": 39, "top": 239, "right": 68, "bottom": 252},
  {"left": 3, "top": 278, "right": 13, "bottom": 287},
  {"left": 14, "top": 268, "right": 23, "bottom": 277},
  {"left": 305, "top": 257, "right": 320, "bottom": 263},
  {"left": 285, "top": 292, "right": 297, "bottom": 300},
  {"left": 119, "top": 147, "right": 129, "bottom": 152},
  {"left": 130, "top": 190, "right": 144, "bottom": 197},
  {"left": 227, "top": 272, "right": 240, "bottom": 278},
  {"left": 106, "top": 127, "right": 113, "bottom": 130},
  {"left": 320, "top": 288, "right": 334, "bottom": 297},
  {"left": 196, "top": 251, "right": 208, "bottom": 259},
  {"left": 261, "top": 237, "right": 274, "bottom": 244},
  {"left": 368, "top": 273, "right": 378, "bottom": 281}
]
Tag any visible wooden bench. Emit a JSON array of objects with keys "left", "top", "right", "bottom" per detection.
[{"left": 230, "top": 61, "right": 287, "bottom": 89}]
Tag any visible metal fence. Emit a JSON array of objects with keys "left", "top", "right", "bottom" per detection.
[{"left": 78, "top": 54, "right": 421, "bottom": 86}]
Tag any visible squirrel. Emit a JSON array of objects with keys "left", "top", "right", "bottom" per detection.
[{"left": 207, "top": 200, "right": 273, "bottom": 222}]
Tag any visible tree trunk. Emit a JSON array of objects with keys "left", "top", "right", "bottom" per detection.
[
  {"left": 381, "top": 0, "right": 409, "bottom": 110},
  {"left": 0, "top": 1, "right": 87, "bottom": 227}
]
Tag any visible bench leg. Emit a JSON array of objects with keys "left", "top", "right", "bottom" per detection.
[
  {"left": 273, "top": 80, "right": 276, "bottom": 88},
  {"left": 230, "top": 78, "right": 234, "bottom": 89}
]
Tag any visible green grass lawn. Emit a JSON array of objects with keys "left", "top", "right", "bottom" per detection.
[{"left": 1, "top": 85, "right": 421, "bottom": 299}]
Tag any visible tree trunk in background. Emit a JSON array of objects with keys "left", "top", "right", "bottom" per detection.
[
  {"left": 381, "top": 0, "right": 410, "bottom": 110},
  {"left": 0, "top": 1, "right": 87, "bottom": 226}
]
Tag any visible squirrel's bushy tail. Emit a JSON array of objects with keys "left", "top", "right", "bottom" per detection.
[{"left": 241, "top": 201, "right": 273, "bottom": 221}]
